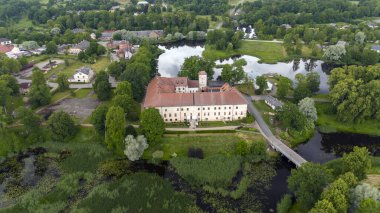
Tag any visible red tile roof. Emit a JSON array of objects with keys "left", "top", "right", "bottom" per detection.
[
  {"left": 144, "top": 76, "right": 246, "bottom": 108},
  {"left": 0, "top": 44, "right": 14, "bottom": 53}
]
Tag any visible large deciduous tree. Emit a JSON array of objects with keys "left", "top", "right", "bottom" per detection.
[
  {"left": 178, "top": 56, "right": 215, "bottom": 80},
  {"left": 288, "top": 163, "right": 333, "bottom": 210},
  {"left": 105, "top": 106, "right": 125, "bottom": 155},
  {"left": 255, "top": 75, "right": 267, "bottom": 95},
  {"left": 93, "top": 71, "right": 112, "bottom": 101},
  {"left": 276, "top": 77, "right": 291, "bottom": 98},
  {"left": 306, "top": 71, "right": 320, "bottom": 93},
  {"left": 57, "top": 73, "right": 69, "bottom": 91},
  {"left": 298, "top": 97, "right": 317, "bottom": 122},
  {"left": 276, "top": 103, "right": 309, "bottom": 131},
  {"left": 140, "top": 108, "right": 165, "bottom": 144},
  {"left": 28, "top": 69, "right": 51, "bottom": 108},
  {"left": 47, "top": 111, "right": 77, "bottom": 142},
  {"left": 342, "top": 146, "right": 371, "bottom": 180},
  {"left": 90, "top": 104, "right": 109, "bottom": 135},
  {"left": 324, "top": 45, "right": 346, "bottom": 62}
]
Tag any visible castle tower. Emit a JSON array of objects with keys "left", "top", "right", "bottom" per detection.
[{"left": 198, "top": 71, "right": 207, "bottom": 89}]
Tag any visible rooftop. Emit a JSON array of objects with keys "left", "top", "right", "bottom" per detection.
[
  {"left": 0, "top": 38, "right": 10, "bottom": 42},
  {"left": 265, "top": 95, "right": 283, "bottom": 108},
  {"left": 72, "top": 40, "right": 90, "bottom": 50},
  {"left": 76, "top": 67, "right": 93, "bottom": 75},
  {"left": 144, "top": 76, "right": 247, "bottom": 108},
  {"left": 0, "top": 44, "right": 14, "bottom": 53},
  {"left": 371, "top": 45, "right": 380, "bottom": 51}
]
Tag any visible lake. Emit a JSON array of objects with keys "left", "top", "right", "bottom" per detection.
[{"left": 158, "top": 44, "right": 329, "bottom": 93}]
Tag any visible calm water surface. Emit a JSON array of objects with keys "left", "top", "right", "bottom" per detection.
[{"left": 157, "top": 44, "right": 329, "bottom": 93}]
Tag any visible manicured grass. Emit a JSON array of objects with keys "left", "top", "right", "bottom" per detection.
[
  {"left": 165, "top": 120, "right": 243, "bottom": 128},
  {"left": 90, "top": 57, "right": 111, "bottom": 73},
  {"left": 196, "top": 15, "right": 221, "bottom": 29},
  {"left": 316, "top": 102, "right": 380, "bottom": 136},
  {"left": 144, "top": 132, "right": 265, "bottom": 160}
]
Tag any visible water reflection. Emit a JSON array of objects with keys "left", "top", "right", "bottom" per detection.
[
  {"left": 296, "top": 131, "right": 380, "bottom": 163},
  {"left": 157, "top": 44, "right": 329, "bottom": 93}
]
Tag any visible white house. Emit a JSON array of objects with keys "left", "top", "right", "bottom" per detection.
[
  {"left": 0, "top": 38, "right": 12, "bottom": 46},
  {"left": 68, "top": 67, "right": 95, "bottom": 83},
  {"left": 264, "top": 95, "right": 283, "bottom": 110},
  {"left": 144, "top": 71, "right": 248, "bottom": 123}
]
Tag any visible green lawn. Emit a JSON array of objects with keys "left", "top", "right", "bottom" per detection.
[
  {"left": 203, "top": 40, "right": 288, "bottom": 63},
  {"left": 73, "top": 89, "right": 92, "bottom": 99},
  {"left": 143, "top": 132, "right": 265, "bottom": 160},
  {"left": 50, "top": 90, "right": 72, "bottom": 103},
  {"left": 316, "top": 102, "right": 380, "bottom": 136},
  {"left": 236, "top": 82, "right": 255, "bottom": 96}
]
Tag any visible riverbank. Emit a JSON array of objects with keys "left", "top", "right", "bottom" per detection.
[
  {"left": 316, "top": 102, "right": 380, "bottom": 137},
  {"left": 203, "top": 40, "right": 316, "bottom": 64}
]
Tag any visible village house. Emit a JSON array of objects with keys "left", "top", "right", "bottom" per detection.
[
  {"left": 0, "top": 44, "right": 15, "bottom": 54},
  {"left": 100, "top": 30, "right": 115, "bottom": 41},
  {"left": 265, "top": 95, "right": 283, "bottom": 110},
  {"left": 68, "top": 67, "right": 95, "bottom": 83},
  {"left": 144, "top": 71, "right": 248, "bottom": 123},
  {"left": 130, "top": 30, "right": 164, "bottom": 39},
  {"left": 90, "top": 33, "right": 97, "bottom": 40},
  {"left": 0, "top": 38, "right": 12, "bottom": 46},
  {"left": 68, "top": 40, "right": 90, "bottom": 54}
]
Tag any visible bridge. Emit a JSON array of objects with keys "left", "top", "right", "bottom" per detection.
[{"left": 245, "top": 96, "right": 307, "bottom": 167}]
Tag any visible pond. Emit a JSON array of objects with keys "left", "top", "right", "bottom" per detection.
[
  {"left": 296, "top": 131, "right": 380, "bottom": 163},
  {"left": 157, "top": 44, "right": 329, "bottom": 93}
]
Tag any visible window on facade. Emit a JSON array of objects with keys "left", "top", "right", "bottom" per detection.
[
  {"left": 218, "top": 107, "right": 221, "bottom": 110},
  {"left": 229, "top": 107, "right": 231, "bottom": 109},
  {"left": 184, "top": 113, "right": 186, "bottom": 116},
  {"left": 187, "top": 108, "right": 189, "bottom": 111},
  {"left": 214, "top": 107, "right": 216, "bottom": 110},
  {"left": 175, "top": 119, "right": 177, "bottom": 121},
  {"left": 203, "top": 107, "right": 205, "bottom": 110},
  {"left": 177, "top": 108, "right": 179, "bottom": 111},
  {"left": 206, "top": 118, "right": 208, "bottom": 121},
  {"left": 198, "top": 113, "right": 200, "bottom": 116},
  {"left": 214, "top": 112, "right": 216, "bottom": 115},
  {"left": 218, "top": 112, "right": 220, "bottom": 115},
  {"left": 216, "top": 117, "right": 218, "bottom": 120},
  {"left": 236, "top": 106, "right": 238, "bottom": 109},
  {"left": 241, "top": 111, "right": 243, "bottom": 115},
  {"left": 224, "top": 112, "right": 226, "bottom": 115},
  {"left": 224, "top": 107, "right": 226, "bottom": 109},
  {"left": 208, "top": 107, "right": 210, "bottom": 110},
  {"left": 170, "top": 119, "right": 172, "bottom": 121},
  {"left": 181, "top": 108, "right": 183, "bottom": 111},
  {"left": 208, "top": 113, "right": 210, "bottom": 116},
  {"left": 238, "top": 117, "right": 240, "bottom": 119},
  {"left": 169, "top": 113, "right": 171, "bottom": 117},
  {"left": 164, "top": 114, "right": 166, "bottom": 117},
  {"left": 174, "top": 113, "right": 177, "bottom": 117},
  {"left": 165, "top": 109, "right": 167, "bottom": 112}
]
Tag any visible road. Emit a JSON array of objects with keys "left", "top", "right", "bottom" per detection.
[{"left": 245, "top": 96, "right": 307, "bottom": 167}]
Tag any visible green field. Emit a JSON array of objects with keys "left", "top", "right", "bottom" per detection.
[
  {"left": 144, "top": 132, "right": 265, "bottom": 160},
  {"left": 316, "top": 102, "right": 380, "bottom": 136}
]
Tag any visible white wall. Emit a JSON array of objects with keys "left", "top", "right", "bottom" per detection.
[{"left": 156, "top": 104, "right": 247, "bottom": 122}]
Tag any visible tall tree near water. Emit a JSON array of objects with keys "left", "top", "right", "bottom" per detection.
[{"left": 28, "top": 69, "right": 51, "bottom": 108}]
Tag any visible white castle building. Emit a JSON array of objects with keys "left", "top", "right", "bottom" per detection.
[{"left": 143, "top": 71, "right": 248, "bottom": 123}]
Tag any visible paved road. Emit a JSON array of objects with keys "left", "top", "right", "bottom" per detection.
[{"left": 245, "top": 96, "right": 307, "bottom": 167}]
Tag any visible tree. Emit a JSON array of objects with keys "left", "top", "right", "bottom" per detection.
[
  {"left": 342, "top": 146, "right": 371, "bottom": 180},
  {"left": 310, "top": 199, "right": 337, "bottom": 213},
  {"left": 105, "top": 106, "right": 126, "bottom": 155},
  {"left": 90, "top": 104, "right": 109, "bottom": 135},
  {"left": 355, "top": 32, "right": 366, "bottom": 45},
  {"left": 320, "top": 178, "right": 350, "bottom": 213},
  {"left": 357, "top": 198, "right": 380, "bottom": 213},
  {"left": 306, "top": 71, "right": 320, "bottom": 93},
  {"left": 294, "top": 81, "right": 312, "bottom": 103},
  {"left": 298, "top": 98, "right": 317, "bottom": 122},
  {"left": 93, "top": 71, "right": 111, "bottom": 101},
  {"left": 178, "top": 56, "right": 215, "bottom": 80},
  {"left": 0, "top": 80, "right": 11, "bottom": 110},
  {"left": 221, "top": 59, "right": 246, "bottom": 84},
  {"left": 124, "top": 135, "right": 149, "bottom": 161},
  {"left": 288, "top": 163, "right": 333, "bottom": 210},
  {"left": 46, "top": 41, "right": 58, "bottom": 54},
  {"left": 47, "top": 111, "right": 77, "bottom": 142},
  {"left": 324, "top": 45, "right": 346, "bottom": 62},
  {"left": 0, "top": 57, "right": 21, "bottom": 74},
  {"left": 352, "top": 184, "right": 380, "bottom": 209},
  {"left": 255, "top": 75, "right": 267, "bottom": 94},
  {"left": 112, "top": 81, "right": 135, "bottom": 119},
  {"left": 16, "top": 107, "right": 43, "bottom": 143},
  {"left": 276, "top": 103, "right": 309, "bottom": 131},
  {"left": 21, "top": 41, "right": 39, "bottom": 50},
  {"left": 250, "top": 140, "right": 267, "bottom": 156},
  {"left": 0, "top": 74, "right": 19, "bottom": 95},
  {"left": 277, "top": 194, "right": 292, "bottom": 213},
  {"left": 277, "top": 77, "right": 291, "bottom": 98},
  {"left": 28, "top": 69, "right": 51, "bottom": 108},
  {"left": 140, "top": 108, "right": 165, "bottom": 144},
  {"left": 57, "top": 73, "right": 69, "bottom": 91}
]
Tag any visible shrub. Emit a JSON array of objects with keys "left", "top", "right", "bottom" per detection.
[
  {"left": 97, "top": 160, "right": 131, "bottom": 178},
  {"left": 125, "top": 125, "right": 137, "bottom": 137},
  {"left": 235, "top": 141, "right": 249, "bottom": 156},
  {"left": 188, "top": 148, "right": 204, "bottom": 159},
  {"left": 277, "top": 194, "right": 293, "bottom": 213},
  {"left": 250, "top": 140, "right": 267, "bottom": 156}
]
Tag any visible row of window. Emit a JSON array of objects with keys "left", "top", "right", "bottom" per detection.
[
  {"left": 164, "top": 111, "right": 245, "bottom": 118},
  {"left": 165, "top": 106, "right": 241, "bottom": 112},
  {"left": 164, "top": 117, "right": 242, "bottom": 122}
]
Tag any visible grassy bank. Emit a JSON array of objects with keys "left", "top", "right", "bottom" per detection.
[
  {"left": 203, "top": 40, "right": 318, "bottom": 64},
  {"left": 143, "top": 131, "right": 266, "bottom": 160},
  {"left": 316, "top": 102, "right": 380, "bottom": 136}
]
